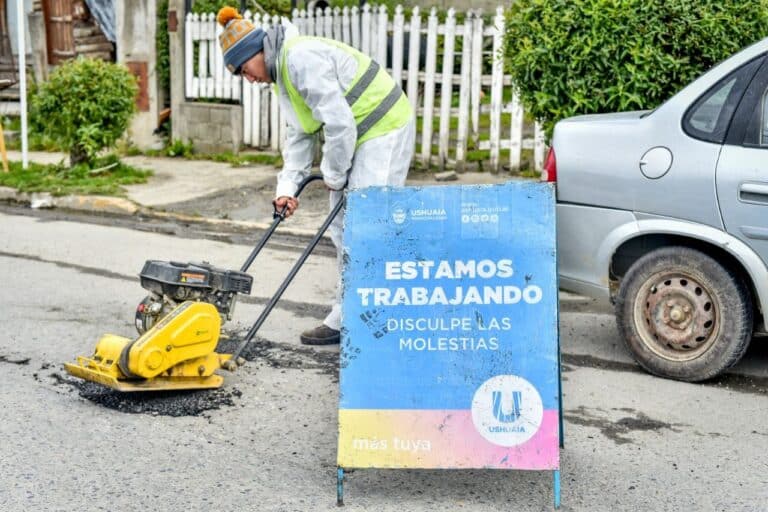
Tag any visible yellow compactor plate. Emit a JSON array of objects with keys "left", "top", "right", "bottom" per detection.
[{"left": 64, "top": 361, "right": 224, "bottom": 392}]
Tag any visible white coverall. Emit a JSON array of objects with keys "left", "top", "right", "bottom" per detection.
[{"left": 273, "top": 34, "right": 416, "bottom": 331}]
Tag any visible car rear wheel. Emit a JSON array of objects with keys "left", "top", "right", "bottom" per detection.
[{"left": 615, "top": 246, "right": 753, "bottom": 382}]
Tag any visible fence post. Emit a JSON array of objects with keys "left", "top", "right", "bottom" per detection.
[
  {"left": 438, "top": 8, "right": 456, "bottom": 170},
  {"left": 324, "top": 6, "right": 333, "bottom": 38},
  {"left": 314, "top": 7, "right": 323, "bottom": 37},
  {"left": 214, "top": 16, "right": 224, "bottom": 99},
  {"left": 508, "top": 92, "right": 524, "bottom": 172},
  {"left": 470, "top": 11, "right": 483, "bottom": 147},
  {"left": 391, "top": 5, "right": 404, "bottom": 87},
  {"left": 406, "top": 6, "right": 421, "bottom": 121},
  {"left": 341, "top": 6, "right": 351, "bottom": 45},
  {"left": 376, "top": 5, "right": 388, "bottom": 67},
  {"left": 333, "top": 6, "right": 342, "bottom": 40},
  {"left": 361, "top": 4, "right": 371, "bottom": 55},
  {"left": 420, "top": 7, "right": 438, "bottom": 167},
  {"left": 455, "top": 13, "right": 473, "bottom": 170},
  {"left": 534, "top": 122, "right": 546, "bottom": 171},
  {"left": 184, "top": 12, "right": 196, "bottom": 99},
  {"left": 350, "top": 6, "right": 360, "bottom": 50},
  {"left": 489, "top": 6, "right": 505, "bottom": 173}
]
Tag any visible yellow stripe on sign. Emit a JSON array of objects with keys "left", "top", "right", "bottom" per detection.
[{"left": 337, "top": 410, "right": 437, "bottom": 469}]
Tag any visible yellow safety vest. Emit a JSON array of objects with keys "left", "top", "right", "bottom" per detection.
[{"left": 279, "top": 36, "right": 411, "bottom": 146}]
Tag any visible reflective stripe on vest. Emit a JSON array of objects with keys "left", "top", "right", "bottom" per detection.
[{"left": 279, "top": 37, "right": 411, "bottom": 146}]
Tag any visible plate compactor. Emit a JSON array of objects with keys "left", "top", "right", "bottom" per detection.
[{"left": 64, "top": 175, "right": 341, "bottom": 392}]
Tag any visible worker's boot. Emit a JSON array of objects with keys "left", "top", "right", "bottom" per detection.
[{"left": 300, "top": 324, "right": 340, "bottom": 345}]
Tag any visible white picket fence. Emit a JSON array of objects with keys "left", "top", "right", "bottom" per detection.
[{"left": 185, "top": 5, "right": 545, "bottom": 172}]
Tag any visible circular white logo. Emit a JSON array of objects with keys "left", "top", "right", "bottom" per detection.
[
  {"left": 391, "top": 204, "right": 407, "bottom": 225},
  {"left": 471, "top": 375, "right": 543, "bottom": 447}
]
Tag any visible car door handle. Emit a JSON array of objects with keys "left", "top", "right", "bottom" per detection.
[{"left": 739, "top": 182, "right": 768, "bottom": 204}]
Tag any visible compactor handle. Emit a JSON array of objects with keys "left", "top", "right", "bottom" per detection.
[
  {"left": 241, "top": 174, "right": 325, "bottom": 274},
  {"left": 272, "top": 174, "right": 325, "bottom": 219}
]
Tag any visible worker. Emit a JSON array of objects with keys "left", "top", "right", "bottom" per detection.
[{"left": 217, "top": 7, "right": 415, "bottom": 345}]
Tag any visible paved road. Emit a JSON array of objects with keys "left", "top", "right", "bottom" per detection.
[{"left": 1, "top": 210, "right": 767, "bottom": 511}]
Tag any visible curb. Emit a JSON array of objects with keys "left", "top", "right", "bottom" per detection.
[{"left": 0, "top": 186, "right": 326, "bottom": 240}]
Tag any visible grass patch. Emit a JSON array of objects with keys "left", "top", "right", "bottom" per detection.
[
  {"left": 0, "top": 154, "right": 152, "bottom": 196},
  {"left": 191, "top": 151, "right": 283, "bottom": 167}
]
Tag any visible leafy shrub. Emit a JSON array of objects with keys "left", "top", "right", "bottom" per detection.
[
  {"left": 503, "top": 0, "right": 768, "bottom": 136},
  {"left": 165, "top": 139, "right": 194, "bottom": 157},
  {"left": 30, "top": 58, "right": 138, "bottom": 166},
  {"left": 191, "top": 0, "right": 290, "bottom": 16}
]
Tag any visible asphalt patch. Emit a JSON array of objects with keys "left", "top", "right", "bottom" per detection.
[
  {"left": 565, "top": 406, "right": 683, "bottom": 445},
  {"left": 49, "top": 372, "right": 243, "bottom": 417},
  {"left": 0, "top": 354, "right": 31, "bottom": 365},
  {"left": 217, "top": 333, "right": 339, "bottom": 382}
]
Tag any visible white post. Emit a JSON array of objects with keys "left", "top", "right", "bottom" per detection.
[
  {"left": 420, "top": 7, "right": 438, "bottom": 167},
  {"left": 214, "top": 18, "right": 224, "bottom": 98},
  {"left": 455, "top": 14, "right": 472, "bottom": 169},
  {"left": 470, "top": 12, "right": 483, "bottom": 146},
  {"left": 438, "top": 8, "right": 456, "bottom": 170},
  {"left": 361, "top": 4, "right": 371, "bottom": 55},
  {"left": 260, "top": 85, "right": 270, "bottom": 147},
  {"left": 376, "top": 5, "right": 387, "bottom": 66},
  {"left": 489, "top": 7, "right": 504, "bottom": 172},
  {"left": 406, "top": 7, "right": 421, "bottom": 120},
  {"left": 314, "top": 7, "right": 323, "bottom": 37},
  {"left": 333, "top": 6, "right": 342, "bottom": 41},
  {"left": 324, "top": 7, "right": 333, "bottom": 39},
  {"left": 16, "top": 0, "right": 27, "bottom": 168},
  {"left": 185, "top": 13, "right": 195, "bottom": 98},
  {"left": 350, "top": 6, "right": 360, "bottom": 50},
  {"left": 534, "top": 122, "right": 546, "bottom": 171},
  {"left": 391, "top": 5, "right": 404, "bottom": 86},
  {"left": 509, "top": 93, "right": 524, "bottom": 171},
  {"left": 341, "top": 6, "right": 351, "bottom": 45},
  {"left": 243, "top": 78, "right": 252, "bottom": 146}
]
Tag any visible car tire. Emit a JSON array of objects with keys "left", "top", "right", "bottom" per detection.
[{"left": 615, "top": 246, "right": 753, "bottom": 382}]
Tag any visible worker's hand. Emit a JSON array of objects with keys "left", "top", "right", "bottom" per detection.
[{"left": 273, "top": 196, "right": 299, "bottom": 217}]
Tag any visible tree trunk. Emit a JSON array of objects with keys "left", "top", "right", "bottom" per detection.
[{"left": 70, "top": 144, "right": 89, "bottom": 167}]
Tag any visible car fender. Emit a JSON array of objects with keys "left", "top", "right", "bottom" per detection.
[{"left": 598, "top": 217, "right": 768, "bottom": 321}]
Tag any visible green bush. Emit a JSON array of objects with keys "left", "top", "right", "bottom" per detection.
[
  {"left": 191, "top": 1, "right": 290, "bottom": 16},
  {"left": 29, "top": 57, "right": 138, "bottom": 166},
  {"left": 503, "top": 0, "right": 768, "bottom": 136}
]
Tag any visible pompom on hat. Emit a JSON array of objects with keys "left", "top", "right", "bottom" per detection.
[{"left": 217, "top": 6, "right": 266, "bottom": 74}]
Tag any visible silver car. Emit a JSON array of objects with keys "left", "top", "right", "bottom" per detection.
[{"left": 550, "top": 37, "right": 768, "bottom": 381}]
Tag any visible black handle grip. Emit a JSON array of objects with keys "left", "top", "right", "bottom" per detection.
[{"left": 273, "top": 174, "right": 325, "bottom": 219}]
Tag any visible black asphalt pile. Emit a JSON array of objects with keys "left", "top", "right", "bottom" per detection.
[
  {"left": 50, "top": 372, "right": 243, "bottom": 417},
  {"left": 217, "top": 333, "right": 339, "bottom": 382}
]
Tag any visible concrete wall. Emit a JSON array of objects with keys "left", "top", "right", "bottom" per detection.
[
  {"left": 116, "top": 0, "right": 160, "bottom": 150},
  {"left": 175, "top": 102, "right": 243, "bottom": 154}
]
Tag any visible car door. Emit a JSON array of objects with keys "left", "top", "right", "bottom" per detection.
[{"left": 716, "top": 57, "right": 768, "bottom": 265}]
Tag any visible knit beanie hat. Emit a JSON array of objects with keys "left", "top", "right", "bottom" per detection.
[{"left": 217, "top": 7, "right": 266, "bottom": 74}]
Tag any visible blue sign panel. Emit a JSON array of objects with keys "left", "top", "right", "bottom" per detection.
[{"left": 338, "top": 183, "right": 559, "bottom": 470}]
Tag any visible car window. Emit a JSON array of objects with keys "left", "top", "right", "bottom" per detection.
[
  {"left": 683, "top": 57, "right": 763, "bottom": 144},
  {"left": 762, "top": 90, "right": 768, "bottom": 145},
  {"left": 688, "top": 79, "right": 736, "bottom": 133},
  {"left": 729, "top": 57, "right": 768, "bottom": 149}
]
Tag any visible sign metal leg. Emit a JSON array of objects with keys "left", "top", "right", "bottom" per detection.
[
  {"left": 553, "top": 470, "right": 561, "bottom": 509},
  {"left": 337, "top": 467, "right": 345, "bottom": 506}
]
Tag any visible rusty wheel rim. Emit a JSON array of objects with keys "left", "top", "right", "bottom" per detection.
[{"left": 633, "top": 272, "right": 719, "bottom": 362}]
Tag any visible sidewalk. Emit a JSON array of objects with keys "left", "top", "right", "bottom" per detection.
[{"left": 0, "top": 150, "right": 523, "bottom": 236}]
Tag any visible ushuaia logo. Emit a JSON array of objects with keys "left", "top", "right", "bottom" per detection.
[
  {"left": 492, "top": 390, "right": 521, "bottom": 423},
  {"left": 391, "top": 203, "right": 407, "bottom": 225},
  {"left": 471, "top": 375, "right": 543, "bottom": 446}
]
